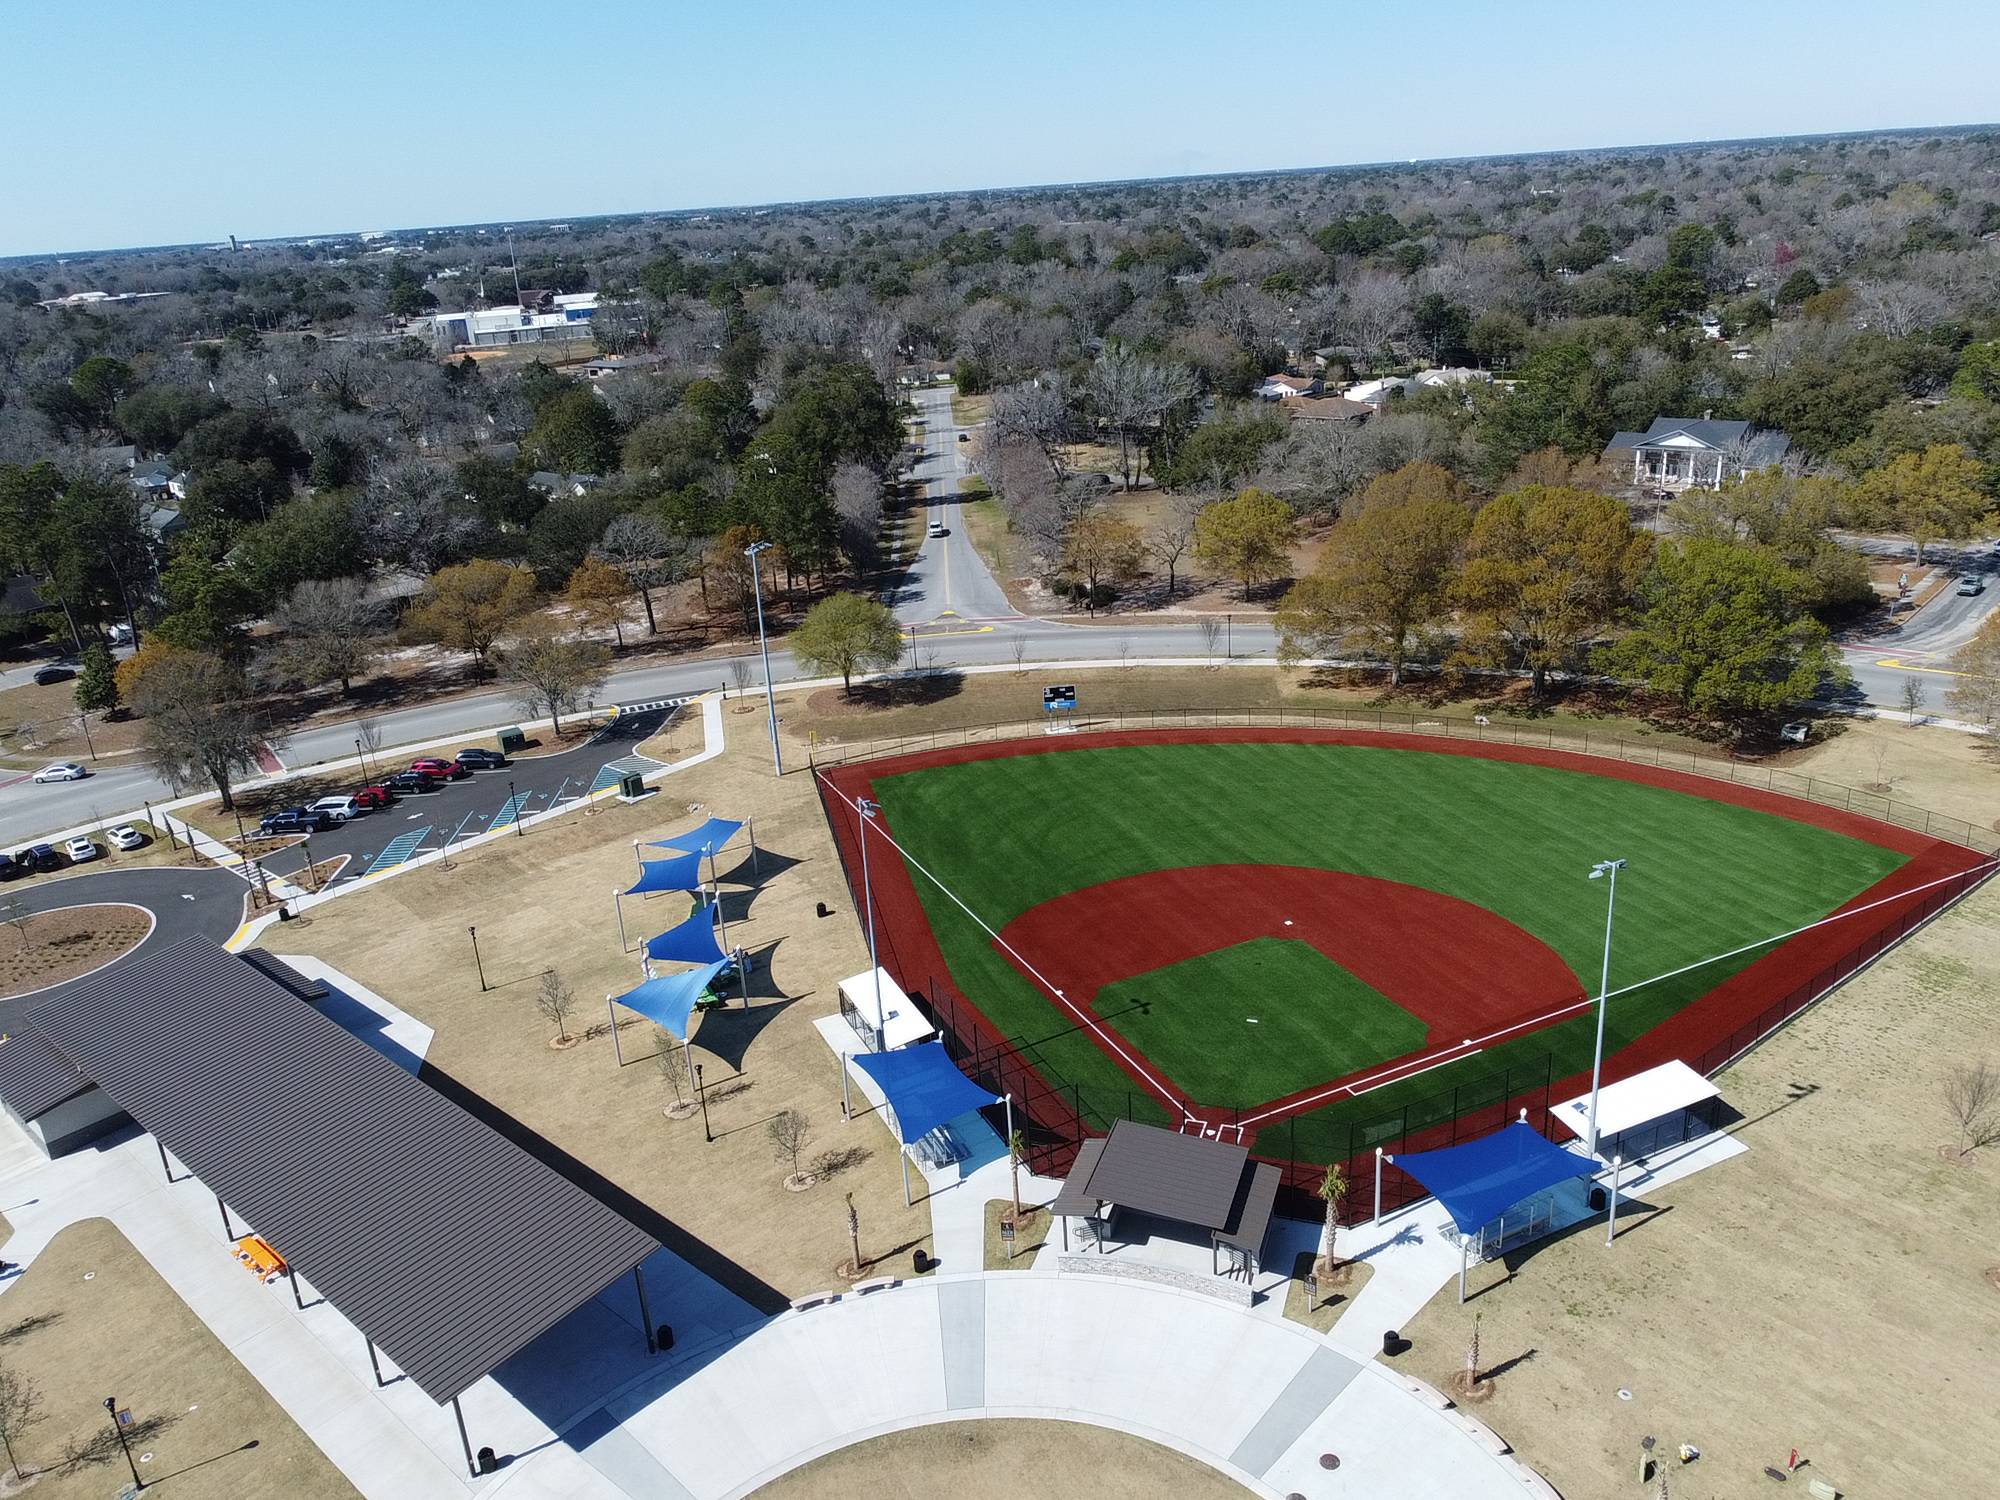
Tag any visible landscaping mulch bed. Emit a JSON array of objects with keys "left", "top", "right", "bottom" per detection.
[{"left": 0, "top": 902, "right": 151, "bottom": 999}]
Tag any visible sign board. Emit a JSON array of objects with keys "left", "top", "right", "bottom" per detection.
[
  {"left": 1042, "top": 684, "right": 1077, "bottom": 713},
  {"left": 999, "top": 1219, "right": 1015, "bottom": 1240},
  {"left": 117, "top": 1409, "right": 133, "bottom": 1428}
]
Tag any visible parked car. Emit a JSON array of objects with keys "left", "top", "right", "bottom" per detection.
[
  {"left": 1957, "top": 575, "right": 1985, "bottom": 596},
  {"left": 454, "top": 748, "right": 507, "bottom": 770},
  {"left": 0, "top": 852, "right": 17, "bottom": 881},
  {"left": 259, "top": 807, "right": 333, "bottom": 835},
  {"left": 107, "top": 824, "right": 146, "bottom": 851},
  {"left": 23, "top": 844, "right": 61, "bottom": 873},
  {"left": 410, "top": 757, "right": 471, "bottom": 781},
  {"left": 30, "top": 665, "right": 74, "bottom": 686},
  {"left": 1779, "top": 721, "right": 1810, "bottom": 745},
  {"left": 351, "top": 784, "right": 396, "bottom": 809},
  {"left": 383, "top": 771, "right": 441, "bottom": 794},
  {"left": 64, "top": 837, "right": 99, "bottom": 864},
  {"left": 309, "top": 796, "right": 361, "bottom": 822},
  {"left": 108, "top": 622, "right": 134, "bottom": 645},
  {"left": 31, "top": 761, "right": 87, "bottom": 783}
]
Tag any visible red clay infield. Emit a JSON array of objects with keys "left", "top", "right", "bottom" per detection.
[{"left": 994, "top": 863, "right": 1583, "bottom": 1093}]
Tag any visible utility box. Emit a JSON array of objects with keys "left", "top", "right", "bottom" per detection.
[
  {"left": 498, "top": 727, "right": 528, "bottom": 754},
  {"left": 617, "top": 771, "right": 648, "bottom": 801}
]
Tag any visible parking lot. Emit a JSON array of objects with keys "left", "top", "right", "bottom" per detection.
[{"left": 239, "top": 705, "right": 680, "bottom": 889}]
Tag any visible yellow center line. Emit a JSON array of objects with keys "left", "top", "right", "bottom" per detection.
[{"left": 1873, "top": 656, "right": 1978, "bottom": 679}]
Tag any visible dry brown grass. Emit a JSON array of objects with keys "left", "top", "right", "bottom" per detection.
[
  {"left": 0, "top": 1218, "right": 358, "bottom": 1499},
  {"left": 258, "top": 736, "right": 934, "bottom": 1306},
  {"left": 1791, "top": 713, "right": 2000, "bottom": 831},
  {"left": 982, "top": 1199, "right": 1051, "bottom": 1270},
  {"left": 1402, "top": 875, "right": 2000, "bottom": 1500},
  {"left": 948, "top": 391, "right": 992, "bottom": 427},
  {"left": 0, "top": 901, "right": 150, "bottom": 999},
  {"left": 1280, "top": 1251, "right": 1374, "bottom": 1334},
  {"left": 0, "top": 683, "right": 147, "bottom": 764},
  {"left": 748, "top": 1418, "right": 1249, "bottom": 1500}
]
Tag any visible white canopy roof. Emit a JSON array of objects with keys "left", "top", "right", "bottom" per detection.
[
  {"left": 1552, "top": 1060, "right": 1720, "bottom": 1141},
  {"left": 836, "top": 968, "right": 935, "bottom": 1050}
]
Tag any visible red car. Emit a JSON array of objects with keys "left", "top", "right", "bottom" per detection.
[
  {"left": 409, "top": 757, "right": 471, "bottom": 781},
  {"left": 351, "top": 784, "right": 397, "bottom": 809}
]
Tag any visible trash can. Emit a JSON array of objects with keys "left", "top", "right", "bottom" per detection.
[
  {"left": 498, "top": 727, "right": 527, "bottom": 754},
  {"left": 1382, "top": 1329, "right": 1400, "bottom": 1356},
  {"left": 1589, "top": 1186, "right": 1607, "bottom": 1211},
  {"left": 477, "top": 1446, "right": 498, "bottom": 1474},
  {"left": 657, "top": 1324, "right": 674, "bottom": 1352}
]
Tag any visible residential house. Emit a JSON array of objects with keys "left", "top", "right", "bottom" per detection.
[
  {"left": 85, "top": 444, "right": 137, "bottom": 473},
  {"left": 1412, "top": 367, "right": 1494, "bottom": 393},
  {"left": 1256, "top": 373, "right": 1322, "bottom": 401},
  {"left": 1341, "top": 376, "right": 1414, "bottom": 409},
  {"left": 528, "top": 472, "right": 603, "bottom": 498},
  {"left": 131, "top": 460, "right": 175, "bottom": 499},
  {"left": 1601, "top": 416, "right": 1792, "bottom": 492},
  {"left": 1278, "top": 395, "right": 1373, "bottom": 426}
]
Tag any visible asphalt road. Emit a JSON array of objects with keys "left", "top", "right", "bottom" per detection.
[
  {"left": 0, "top": 863, "right": 249, "bottom": 1033},
  {"left": 895, "top": 384, "right": 1018, "bottom": 626}
]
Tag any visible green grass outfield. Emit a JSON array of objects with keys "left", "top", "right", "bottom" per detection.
[{"left": 870, "top": 742, "right": 1906, "bottom": 1159}]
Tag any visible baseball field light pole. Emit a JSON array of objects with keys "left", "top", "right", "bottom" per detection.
[
  {"left": 745, "top": 540, "right": 783, "bottom": 776},
  {"left": 1583, "top": 857, "right": 1628, "bottom": 1160},
  {"left": 857, "top": 796, "right": 885, "bottom": 1053}
]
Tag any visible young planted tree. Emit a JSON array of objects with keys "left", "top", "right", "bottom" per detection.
[
  {"left": 1006, "top": 1128, "right": 1028, "bottom": 1225},
  {"left": 536, "top": 967, "right": 578, "bottom": 1047},
  {"left": 769, "top": 1108, "right": 815, "bottom": 1189},
  {"left": 1900, "top": 677, "right": 1928, "bottom": 723},
  {"left": 1942, "top": 1060, "right": 2000, "bottom": 1159},
  {"left": 0, "top": 1362, "right": 46, "bottom": 1481},
  {"left": 654, "top": 1029, "right": 697, "bottom": 1118},
  {"left": 790, "top": 591, "right": 903, "bottom": 696},
  {"left": 500, "top": 617, "right": 612, "bottom": 734},
  {"left": 404, "top": 559, "right": 538, "bottom": 678},
  {"left": 844, "top": 1191, "right": 863, "bottom": 1278}
]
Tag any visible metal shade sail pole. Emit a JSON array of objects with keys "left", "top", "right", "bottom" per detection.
[
  {"left": 858, "top": 798, "right": 884, "bottom": 1052},
  {"left": 609, "top": 999, "right": 624, "bottom": 1065},
  {"left": 614, "top": 888, "right": 628, "bottom": 952},
  {"left": 1583, "top": 858, "right": 1628, "bottom": 1159},
  {"left": 1605, "top": 1155, "right": 1624, "bottom": 1246},
  {"left": 452, "top": 1395, "right": 477, "bottom": 1477},
  {"left": 746, "top": 542, "right": 783, "bottom": 775}
]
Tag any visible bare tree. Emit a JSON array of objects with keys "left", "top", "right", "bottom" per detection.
[
  {"left": 844, "top": 1191, "right": 863, "bottom": 1276},
  {"left": 536, "top": 967, "right": 577, "bottom": 1045},
  {"left": 1943, "top": 1061, "right": 2000, "bottom": 1158},
  {"left": 728, "top": 658, "right": 754, "bottom": 697},
  {"left": 359, "top": 458, "right": 484, "bottom": 574},
  {"left": 653, "top": 1029, "right": 695, "bottom": 1116},
  {"left": 1196, "top": 614, "right": 1223, "bottom": 665},
  {"left": 0, "top": 896, "right": 31, "bottom": 943},
  {"left": 1900, "top": 677, "right": 1928, "bottom": 723},
  {"left": 598, "top": 513, "right": 690, "bottom": 636},
  {"left": 269, "top": 577, "right": 387, "bottom": 695},
  {"left": 1010, "top": 636, "right": 1028, "bottom": 675},
  {"left": 1339, "top": 270, "right": 1412, "bottom": 365},
  {"left": 500, "top": 618, "right": 612, "bottom": 734},
  {"left": 0, "top": 1362, "right": 46, "bottom": 1481},
  {"left": 1148, "top": 502, "right": 1199, "bottom": 597},
  {"left": 768, "top": 1109, "right": 815, "bottom": 1188},
  {"left": 1085, "top": 345, "right": 1197, "bottom": 490},
  {"left": 831, "top": 462, "right": 886, "bottom": 571},
  {"left": 989, "top": 375, "right": 1073, "bottom": 479},
  {"left": 130, "top": 649, "right": 280, "bottom": 812}
]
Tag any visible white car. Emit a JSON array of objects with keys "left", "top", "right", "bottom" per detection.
[
  {"left": 309, "top": 796, "right": 360, "bottom": 822},
  {"left": 107, "top": 824, "right": 146, "bottom": 851},
  {"left": 32, "top": 762, "right": 87, "bottom": 783},
  {"left": 64, "top": 837, "right": 99, "bottom": 863}
]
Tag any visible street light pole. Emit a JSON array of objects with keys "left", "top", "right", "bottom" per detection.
[
  {"left": 104, "top": 1396, "right": 144, "bottom": 1490},
  {"left": 508, "top": 778, "right": 522, "bottom": 838},
  {"left": 469, "top": 925, "right": 486, "bottom": 992},
  {"left": 1583, "top": 857, "right": 1628, "bottom": 1158},
  {"left": 858, "top": 797, "right": 884, "bottom": 1052},
  {"left": 695, "top": 1062, "right": 711, "bottom": 1142},
  {"left": 745, "top": 541, "right": 783, "bottom": 776}
]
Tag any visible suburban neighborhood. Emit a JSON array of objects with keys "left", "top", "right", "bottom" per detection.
[{"left": 0, "top": 8, "right": 1997, "bottom": 1499}]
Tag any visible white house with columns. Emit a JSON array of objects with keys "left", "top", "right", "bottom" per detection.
[{"left": 1602, "top": 415, "right": 1792, "bottom": 492}]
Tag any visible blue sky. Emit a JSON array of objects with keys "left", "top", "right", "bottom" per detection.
[{"left": 6, "top": 1, "right": 1997, "bottom": 257}]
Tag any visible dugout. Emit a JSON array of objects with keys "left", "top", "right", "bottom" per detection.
[
  {"left": 837, "top": 967, "right": 936, "bottom": 1053},
  {"left": 1549, "top": 1060, "right": 1724, "bottom": 1163}
]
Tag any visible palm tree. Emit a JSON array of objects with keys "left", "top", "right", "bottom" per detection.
[
  {"left": 1315, "top": 1164, "right": 1348, "bottom": 1275},
  {"left": 1007, "top": 1128, "right": 1027, "bottom": 1223}
]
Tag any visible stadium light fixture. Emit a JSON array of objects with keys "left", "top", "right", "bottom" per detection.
[
  {"left": 1583, "top": 857, "right": 1627, "bottom": 1158},
  {"left": 744, "top": 540, "right": 782, "bottom": 776}
]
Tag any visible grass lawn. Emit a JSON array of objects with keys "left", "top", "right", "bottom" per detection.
[
  {"left": 869, "top": 741, "right": 1905, "bottom": 1148},
  {"left": 1099, "top": 938, "right": 1427, "bottom": 1103},
  {"left": 0, "top": 1218, "right": 358, "bottom": 1499},
  {"left": 982, "top": 1198, "right": 1051, "bottom": 1270},
  {"left": 749, "top": 1418, "right": 1249, "bottom": 1500},
  {"left": 1280, "top": 1250, "right": 1374, "bottom": 1334}
]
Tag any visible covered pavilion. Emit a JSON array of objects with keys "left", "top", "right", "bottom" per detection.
[{"left": 1049, "top": 1120, "right": 1280, "bottom": 1278}]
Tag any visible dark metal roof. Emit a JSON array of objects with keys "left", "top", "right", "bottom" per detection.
[
  {"left": 30, "top": 937, "right": 660, "bottom": 1404},
  {"left": 1213, "top": 1162, "right": 1280, "bottom": 1256},
  {"left": 234, "top": 948, "right": 329, "bottom": 1000},
  {"left": 1047, "top": 1138, "right": 1108, "bottom": 1219},
  {"left": 1070, "top": 1121, "right": 1249, "bottom": 1231},
  {"left": 0, "top": 1027, "right": 92, "bottom": 1120}
]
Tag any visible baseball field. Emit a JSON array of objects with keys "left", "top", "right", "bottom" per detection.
[{"left": 820, "top": 729, "right": 1985, "bottom": 1172}]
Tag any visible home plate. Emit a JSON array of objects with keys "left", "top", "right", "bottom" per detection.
[{"left": 1246, "top": 1018, "right": 1260, "bottom": 1024}]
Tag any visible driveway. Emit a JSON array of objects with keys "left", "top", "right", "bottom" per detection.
[{"left": 894, "top": 384, "right": 1019, "bottom": 626}]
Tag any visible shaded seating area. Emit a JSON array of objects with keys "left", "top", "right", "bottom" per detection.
[
  {"left": 23, "top": 938, "right": 664, "bottom": 1477},
  {"left": 1549, "top": 1059, "right": 1725, "bottom": 1163},
  {"left": 1389, "top": 1121, "right": 1600, "bottom": 1301},
  {"left": 1049, "top": 1121, "right": 1281, "bottom": 1279},
  {"left": 843, "top": 1041, "right": 1005, "bottom": 1204},
  {"left": 606, "top": 959, "right": 732, "bottom": 1067}
]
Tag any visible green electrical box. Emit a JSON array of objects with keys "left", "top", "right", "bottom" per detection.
[
  {"left": 618, "top": 771, "right": 646, "bottom": 800},
  {"left": 498, "top": 727, "right": 528, "bottom": 754}
]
